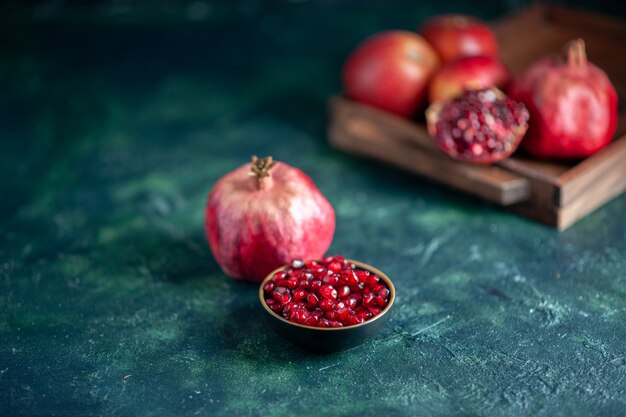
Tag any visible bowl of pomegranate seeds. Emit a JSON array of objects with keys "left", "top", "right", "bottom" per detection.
[{"left": 259, "top": 255, "right": 396, "bottom": 352}]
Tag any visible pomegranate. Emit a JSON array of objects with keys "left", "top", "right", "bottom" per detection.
[
  {"left": 263, "top": 256, "right": 391, "bottom": 328},
  {"left": 426, "top": 88, "right": 529, "bottom": 163},
  {"left": 205, "top": 156, "right": 335, "bottom": 282},
  {"left": 509, "top": 39, "right": 618, "bottom": 159},
  {"left": 342, "top": 30, "right": 439, "bottom": 117},
  {"left": 428, "top": 56, "right": 510, "bottom": 102},
  {"left": 420, "top": 14, "right": 499, "bottom": 63}
]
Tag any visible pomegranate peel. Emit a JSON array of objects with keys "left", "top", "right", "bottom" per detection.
[{"left": 205, "top": 156, "right": 335, "bottom": 282}]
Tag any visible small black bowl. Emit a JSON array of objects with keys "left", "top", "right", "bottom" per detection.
[{"left": 259, "top": 260, "right": 396, "bottom": 352}]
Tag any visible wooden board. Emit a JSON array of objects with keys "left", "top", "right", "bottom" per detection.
[{"left": 327, "top": 5, "right": 626, "bottom": 230}]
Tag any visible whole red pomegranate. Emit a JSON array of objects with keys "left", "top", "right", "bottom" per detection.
[
  {"left": 429, "top": 56, "right": 510, "bottom": 102},
  {"left": 426, "top": 88, "right": 529, "bottom": 164},
  {"left": 420, "top": 14, "right": 499, "bottom": 63},
  {"left": 509, "top": 39, "right": 618, "bottom": 159},
  {"left": 342, "top": 30, "right": 439, "bottom": 117},
  {"left": 205, "top": 156, "right": 335, "bottom": 282}
]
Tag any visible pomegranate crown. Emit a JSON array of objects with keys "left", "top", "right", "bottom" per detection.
[
  {"left": 565, "top": 38, "right": 586, "bottom": 67},
  {"left": 249, "top": 155, "right": 277, "bottom": 179}
]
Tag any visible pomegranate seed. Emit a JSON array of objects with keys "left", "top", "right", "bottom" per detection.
[
  {"left": 356, "top": 270, "right": 369, "bottom": 283},
  {"left": 319, "top": 298, "right": 334, "bottom": 311},
  {"left": 345, "top": 296, "right": 358, "bottom": 308},
  {"left": 362, "top": 292, "right": 375, "bottom": 307},
  {"left": 367, "top": 306, "right": 381, "bottom": 316},
  {"left": 320, "top": 285, "right": 338, "bottom": 300},
  {"left": 328, "top": 261, "right": 342, "bottom": 273},
  {"left": 303, "top": 315, "right": 319, "bottom": 326},
  {"left": 286, "top": 277, "right": 298, "bottom": 289},
  {"left": 304, "top": 260, "right": 319, "bottom": 270},
  {"left": 325, "top": 311, "right": 338, "bottom": 320},
  {"left": 375, "top": 296, "right": 387, "bottom": 307},
  {"left": 328, "top": 321, "right": 343, "bottom": 328},
  {"left": 337, "top": 308, "right": 351, "bottom": 321},
  {"left": 322, "top": 256, "right": 334, "bottom": 265},
  {"left": 322, "top": 274, "right": 339, "bottom": 285},
  {"left": 292, "top": 289, "right": 307, "bottom": 302},
  {"left": 310, "top": 280, "right": 323, "bottom": 291},
  {"left": 297, "top": 279, "right": 310, "bottom": 289},
  {"left": 366, "top": 274, "right": 380, "bottom": 287},
  {"left": 264, "top": 281, "right": 275, "bottom": 293},
  {"left": 333, "top": 301, "right": 346, "bottom": 311},
  {"left": 378, "top": 287, "right": 390, "bottom": 299},
  {"left": 337, "top": 285, "right": 350, "bottom": 299},
  {"left": 342, "top": 270, "right": 359, "bottom": 286},
  {"left": 306, "top": 293, "right": 319, "bottom": 308},
  {"left": 273, "top": 287, "right": 291, "bottom": 305},
  {"left": 274, "top": 271, "right": 288, "bottom": 280},
  {"left": 291, "top": 259, "right": 304, "bottom": 269}
]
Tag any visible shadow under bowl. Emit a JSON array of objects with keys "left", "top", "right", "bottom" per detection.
[{"left": 259, "top": 260, "right": 396, "bottom": 353}]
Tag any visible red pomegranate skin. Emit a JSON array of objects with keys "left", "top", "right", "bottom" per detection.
[
  {"left": 420, "top": 14, "right": 499, "bottom": 63},
  {"left": 428, "top": 56, "right": 510, "bottom": 102},
  {"left": 509, "top": 41, "right": 618, "bottom": 159},
  {"left": 342, "top": 30, "right": 439, "bottom": 117},
  {"left": 205, "top": 158, "right": 335, "bottom": 282}
]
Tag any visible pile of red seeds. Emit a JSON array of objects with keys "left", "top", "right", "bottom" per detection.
[
  {"left": 429, "top": 88, "right": 529, "bottom": 162},
  {"left": 263, "top": 256, "right": 390, "bottom": 328}
]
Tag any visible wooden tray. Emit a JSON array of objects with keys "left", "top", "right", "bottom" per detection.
[{"left": 328, "top": 5, "right": 626, "bottom": 229}]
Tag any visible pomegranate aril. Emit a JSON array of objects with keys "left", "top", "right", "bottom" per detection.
[
  {"left": 337, "top": 308, "right": 351, "bottom": 322},
  {"left": 328, "top": 261, "right": 342, "bottom": 273},
  {"left": 337, "top": 285, "right": 351, "bottom": 299},
  {"left": 274, "top": 271, "right": 288, "bottom": 280},
  {"left": 378, "top": 287, "right": 390, "bottom": 299},
  {"left": 367, "top": 306, "right": 381, "bottom": 316},
  {"left": 304, "top": 260, "right": 319, "bottom": 270},
  {"left": 310, "top": 280, "right": 323, "bottom": 291},
  {"left": 292, "top": 289, "right": 307, "bottom": 302},
  {"left": 375, "top": 296, "right": 387, "bottom": 307},
  {"left": 347, "top": 314, "right": 364, "bottom": 326},
  {"left": 273, "top": 287, "right": 291, "bottom": 305},
  {"left": 291, "top": 259, "right": 304, "bottom": 269},
  {"left": 342, "top": 271, "right": 359, "bottom": 286},
  {"left": 356, "top": 270, "right": 369, "bottom": 283},
  {"left": 264, "top": 281, "right": 275, "bottom": 293},
  {"left": 325, "top": 311, "right": 338, "bottom": 320},
  {"left": 286, "top": 277, "right": 298, "bottom": 289},
  {"left": 333, "top": 301, "right": 346, "bottom": 311},
  {"left": 306, "top": 293, "right": 319, "bottom": 308},
  {"left": 366, "top": 275, "right": 380, "bottom": 287},
  {"left": 319, "top": 298, "right": 334, "bottom": 311},
  {"left": 322, "top": 274, "right": 339, "bottom": 285},
  {"left": 303, "top": 315, "right": 319, "bottom": 326},
  {"left": 322, "top": 256, "right": 334, "bottom": 265},
  {"left": 362, "top": 292, "right": 375, "bottom": 307},
  {"left": 328, "top": 321, "right": 343, "bottom": 328},
  {"left": 320, "top": 284, "right": 338, "bottom": 300},
  {"left": 345, "top": 296, "right": 359, "bottom": 308}
]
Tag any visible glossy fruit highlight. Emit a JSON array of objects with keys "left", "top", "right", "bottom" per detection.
[
  {"left": 509, "top": 39, "right": 618, "bottom": 159},
  {"left": 342, "top": 30, "right": 439, "bottom": 117},
  {"left": 428, "top": 56, "right": 510, "bottom": 102},
  {"left": 420, "top": 14, "right": 499, "bottom": 63},
  {"left": 205, "top": 156, "right": 335, "bottom": 282}
]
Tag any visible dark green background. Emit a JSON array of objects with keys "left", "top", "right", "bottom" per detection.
[{"left": 1, "top": 1, "right": 626, "bottom": 416}]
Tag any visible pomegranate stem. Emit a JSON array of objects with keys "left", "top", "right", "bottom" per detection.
[
  {"left": 249, "top": 155, "right": 277, "bottom": 190},
  {"left": 566, "top": 39, "right": 586, "bottom": 67}
]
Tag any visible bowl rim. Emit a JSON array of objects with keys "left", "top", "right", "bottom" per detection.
[{"left": 258, "top": 259, "right": 396, "bottom": 331}]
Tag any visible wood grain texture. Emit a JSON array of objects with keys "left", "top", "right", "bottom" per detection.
[{"left": 328, "top": 98, "right": 530, "bottom": 206}]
